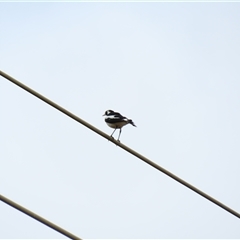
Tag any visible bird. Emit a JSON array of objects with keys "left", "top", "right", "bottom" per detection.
[{"left": 103, "top": 110, "right": 136, "bottom": 141}]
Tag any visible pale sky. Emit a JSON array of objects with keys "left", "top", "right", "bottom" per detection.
[{"left": 1, "top": 2, "right": 240, "bottom": 239}]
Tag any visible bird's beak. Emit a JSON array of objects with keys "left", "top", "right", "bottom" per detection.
[{"left": 103, "top": 114, "right": 106, "bottom": 116}]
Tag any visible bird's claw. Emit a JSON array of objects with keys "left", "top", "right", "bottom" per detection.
[{"left": 108, "top": 135, "right": 114, "bottom": 141}]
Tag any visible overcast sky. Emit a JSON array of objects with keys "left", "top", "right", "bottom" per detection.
[{"left": 1, "top": 2, "right": 240, "bottom": 239}]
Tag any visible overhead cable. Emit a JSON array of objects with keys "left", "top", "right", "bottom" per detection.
[
  {"left": 1, "top": 70, "right": 239, "bottom": 220},
  {"left": 0, "top": 194, "right": 82, "bottom": 239}
]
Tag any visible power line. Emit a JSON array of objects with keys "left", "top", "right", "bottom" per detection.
[
  {"left": 1, "top": 70, "right": 240, "bottom": 221},
  {"left": 0, "top": 194, "right": 82, "bottom": 239}
]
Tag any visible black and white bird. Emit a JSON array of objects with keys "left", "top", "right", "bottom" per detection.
[{"left": 103, "top": 110, "right": 136, "bottom": 141}]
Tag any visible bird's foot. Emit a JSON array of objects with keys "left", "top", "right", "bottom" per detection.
[{"left": 108, "top": 135, "right": 114, "bottom": 141}]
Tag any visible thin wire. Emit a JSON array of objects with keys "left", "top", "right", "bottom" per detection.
[
  {"left": 0, "top": 194, "right": 82, "bottom": 240},
  {"left": 1, "top": 70, "right": 240, "bottom": 220}
]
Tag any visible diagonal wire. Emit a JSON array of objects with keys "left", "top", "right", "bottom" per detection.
[
  {"left": 0, "top": 194, "right": 81, "bottom": 240},
  {"left": 1, "top": 70, "right": 240, "bottom": 221}
]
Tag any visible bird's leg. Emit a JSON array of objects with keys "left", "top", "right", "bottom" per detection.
[
  {"left": 117, "top": 128, "right": 122, "bottom": 142},
  {"left": 110, "top": 128, "right": 117, "bottom": 138}
]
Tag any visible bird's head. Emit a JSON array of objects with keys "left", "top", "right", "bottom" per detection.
[{"left": 103, "top": 110, "right": 114, "bottom": 116}]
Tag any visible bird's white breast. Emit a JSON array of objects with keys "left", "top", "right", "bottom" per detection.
[{"left": 106, "top": 121, "right": 128, "bottom": 129}]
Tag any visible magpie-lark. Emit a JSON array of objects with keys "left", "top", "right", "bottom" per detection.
[{"left": 103, "top": 110, "right": 136, "bottom": 141}]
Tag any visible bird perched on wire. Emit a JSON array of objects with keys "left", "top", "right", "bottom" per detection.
[{"left": 103, "top": 110, "right": 136, "bottom": 141}]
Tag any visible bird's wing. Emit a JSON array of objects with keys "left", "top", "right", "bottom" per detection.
[{"left": 106, "top": 113, "right": 128, "bottom": 123}]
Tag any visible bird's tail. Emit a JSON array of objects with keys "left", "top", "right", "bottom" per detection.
[{"left": 128, "top": 119, "right": 136, "bottom": 127}]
